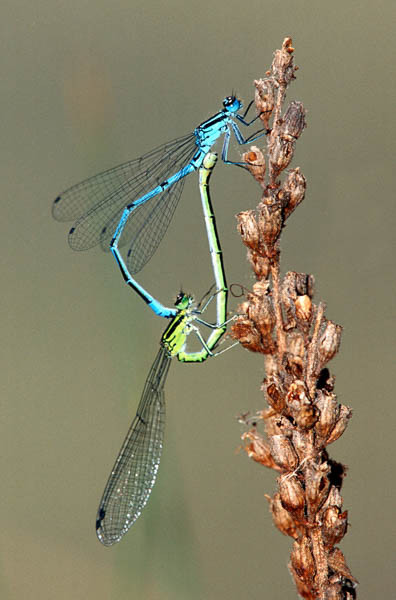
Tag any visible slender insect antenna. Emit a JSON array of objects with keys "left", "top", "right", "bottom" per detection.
[{"left": 198, "top": 283, "right": 216, "bottom": 308}]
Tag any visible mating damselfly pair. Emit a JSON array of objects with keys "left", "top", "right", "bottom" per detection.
[{"left": 54, "top": 96, "right": 265, "bottom": 545}]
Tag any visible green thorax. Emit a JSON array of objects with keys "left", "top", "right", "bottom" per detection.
[{"left": 161, "top": 293, "right": 194, "bottom": 357}]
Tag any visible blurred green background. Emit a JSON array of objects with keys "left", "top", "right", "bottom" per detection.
[{"left": 1, "top": 1, "right": 395, "bottom": 598}]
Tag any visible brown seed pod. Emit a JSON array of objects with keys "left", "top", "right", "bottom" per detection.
[
  {"left": 268, "top": 492, "right": 299, "bottom": 539},
  {"left": 328, "top": 548, "right": 358, "bottom": 584},
  {"left": 247, "top": 249, "right": 270, "bottom": 279},
  {"left": 290, "top": 537, "right": 316, "bottom": 585},
  {"left": 280, "top": 101, "right": 306, "bottom": 141},
  {"left": 242, "top": 429, "right": 279, "bottom": 470},
  {"left": 281, "top": 167, "right": 307, "bottom": 220},
  {"left": 305, "top": 462, "right": 331, "bottom": 514},
  {"left": 266, "top": 382, "right": 286, "bottom": 413},
  {"left": 258, "top": 202, "right": 283, "bottom": 247},
  {"left": 231, "top": 316, "right": 263, "bottom": 353},
  {"left": 318, "top": 321, "right": 343, "bottom": 367},
  {"left": 271, "top": 37, "right": 296, "bottom": 86},
  {"left": 269, "top": 434, "right": 299, "bottom": 471},
  {"left": 295, "top": 295, "right": 312, "bottom": 322},
  {"left": 295, "top": 404, "right": 318, "bottom": 430},
  {"left": 315, "top": 392, "right": 339, "bottom": 441},
  {"left": 279, "top": 475, "right": 305, "bottom": 517},
  {"left": 322, "top": 507, "right": 348, "bottom": 548},
  {"left": 236, "top": 210, "right": 260, "bottom": 251},
  {"left": 243, "top": 146, "right": 266, "bottom": 187},
  {"left": 254, "top": 78, "right": 275, "bottom": 129},
  {"left": 326, "top": 405, "right": 352, "bottom": 444},
  {"left": 269, "top": 136, "right": 295, "bottom": 176}
]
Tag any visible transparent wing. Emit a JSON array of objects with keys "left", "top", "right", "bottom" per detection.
[
  {"left": 124, "top": 177, "right": 185, "bottom": 273},
  {"left": 96, "top": 346, "right": 171, "bottom": 546},
  {"left": 99, "top": 163, "right": 188, "bottom": 274},
  {"left": 53, "top": 133, "right": 197, "bottom": 270}
]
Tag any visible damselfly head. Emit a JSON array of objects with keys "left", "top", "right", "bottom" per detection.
[
  {"left": 223, "top": 95, "right": 242, "bottom": 113},
  {"left": 174, "top": 292, "right": 193, "bottom": 309}
]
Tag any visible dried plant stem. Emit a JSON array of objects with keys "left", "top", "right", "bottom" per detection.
[
  {"left": 310, "top": 527, "right": 328, "bottom": 592},
  {"left": 306, "top": 303, "right": 325, "bottom": 399},
  {"left": 270, "top": 261, "right": 287, "bottom": 361},
  {"left": 232, "top": 38, "right": 357, "bottom": 599}
]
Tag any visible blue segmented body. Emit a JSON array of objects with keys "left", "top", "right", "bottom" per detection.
[{"left": 53, "top": 95, "right": 265, "bottom": 276}]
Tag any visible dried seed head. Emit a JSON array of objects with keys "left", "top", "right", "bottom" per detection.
[
  {"left": 305, "top": 462, "right": 331, "bottom": 513},
  {"left": 328, "top": 548, "right": 358, "bottom": 584},
  {"left": 242, "top": 429, "right": 279, "bottom": 469},
  {"left": 318, "top": 321, "right": 343, "bottom": 366},
  {"left": 254, "top": 78, "right": 275, "bottom": 129},
  {"left": 231, "top": 316, "right": 262, "bottom": 353},
  {"left": 280, "top": 101, "right": 306, "bottom": 141},
  {"left": 285, "top": 334, "right": 305, "bottom": 375},
  {"left": 282, "top": 298, "right": 297, "bottom": 330},
  {"left": 247, "top": 249, "right": 270, "bottom": 279},
  {"left": 291, "top": 430, "right": 311, "bottom": 462},
  {"left": 288, "top": 332, "right": 305, "bottom": 358},
  {"left": 269, "top": 492, "right": 299, "bottom": 539},
  {"left": 282, "top": 272, "right": 315, "bottom": 326},
  {"left": 288, "top": 566, "right": 312, "bottom": 600},
  {"left": 281, "top": 167, "right": 307, "bottom": 220},
  {"left": 323, "top": 507, "right": 348, "bottom": 547},
  {"left": 284, "top": 271, "right": 315, "bottom": 298},
  {"left": 233, "top": 37, "right": 355, "bottom": 594},
  {"left": 283, "top": 351, "right": 304, "bottom": 378},
  {"left": 326, "top": 404, "right": 352, "bottom": 444},
  {"left": 266, "top": 382, "right": 286, "bottom": 413},
  {"left": 249, "top": 288, "right": 275, "bottom": 340},
  {"left": 279, "top": 475, "right": 305, "bottom": 516},
  {"left": 322, "top": 486, "right": 343, "bottom": 512},
  {"left": 290, "top": 537, "right": 316, "bottom": 584},
  {"left": 272, "top": 37, "right": 296, "bottom": 86},
  {"left": 269, "top": 434, "right": 299, "bottom": 471},
  {"left": 301, "top": 274, "right": 314, "bottom": 298},
  {"left": 315, "top": 392, "right": 339, "bottom": 441},
  {"left": 286, "top": 380, "right": 309, "bottom": 408},
  {"left": 295, "top": 404, "right": 318, "bottom": 430},
  {"left": 231, "top": 291, "right": 276, "bottom": 354},
  {"left": 252, "top": 280, "right": 271, "bottom": 297},
  {"left": 269, "top": 136, "right": 295, "bottom": 176},
  {"left": 236, "top": 210, "right": 260, "bottom": 251},
  {"left": 258, "top": 202, "right": 283, "bottom": 247},
  {"left": 295, "top": 294, "right": 312, "bottom": 322},
  {"left": 265, "top": 413, "right": 294, "bottom": 438},
  {"left": 243, "top": 146, "right": 266, "bottom": 187},
  {"left": 285, "top": 381, "right": 317, "bottom": 428}
]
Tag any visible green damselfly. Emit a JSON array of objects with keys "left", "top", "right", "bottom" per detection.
[{"left": 96, "top": 154, "right": 232, "bottom": 546}]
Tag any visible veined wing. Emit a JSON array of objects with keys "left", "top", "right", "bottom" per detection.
[
  {"left": 53, "top": 133, "right": 197, "bottom": 255},
  {"left": 96, "top": 346, "right": 171, "bottom": 546},
  {"left": 118, "top": 176, "right": 186, "bottom": 274},
  {"left": 97, "top": 160, "right": 190, "bottom": 274}
]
